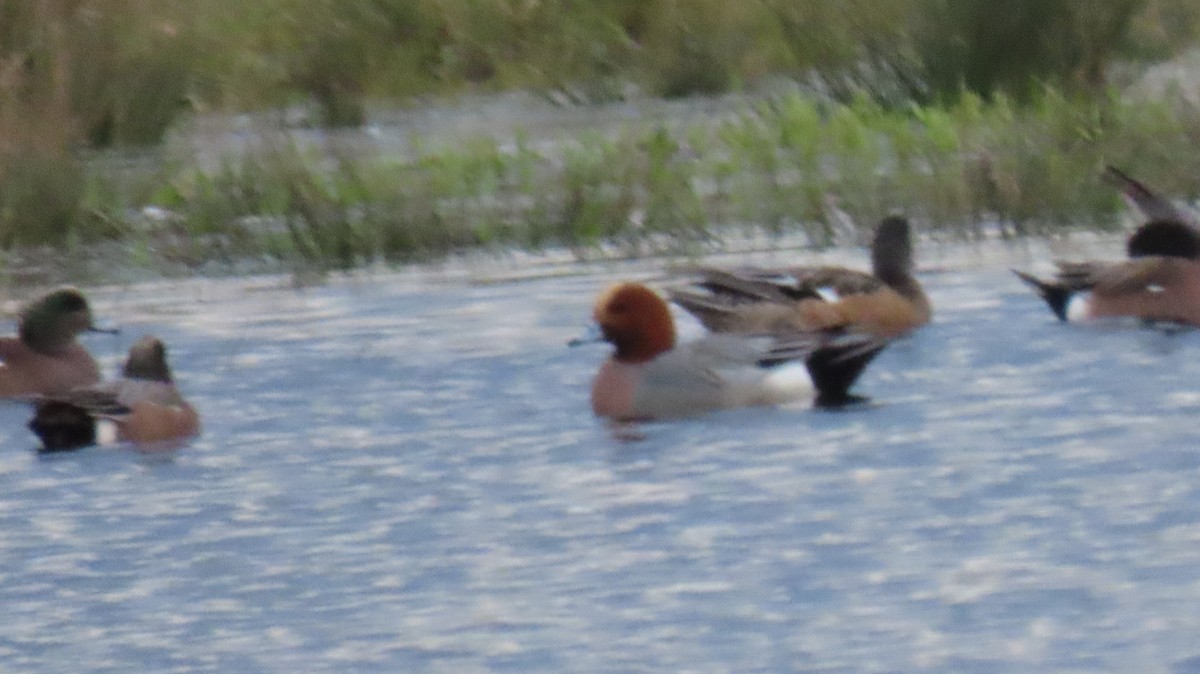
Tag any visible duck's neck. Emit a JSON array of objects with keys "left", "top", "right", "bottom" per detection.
[
  {"left": 608, "top": 330, "right": 673, "bottom": 364},
  {"left": 883, "top": 273, "right": 930, "bottom": 318},
  {"left": 875, "top": 264, "right": 913, "bottom": 290}
]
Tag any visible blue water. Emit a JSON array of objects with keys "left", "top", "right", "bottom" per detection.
[{"left": 3, "top": 251, "right": 1200, "bottom": 673}]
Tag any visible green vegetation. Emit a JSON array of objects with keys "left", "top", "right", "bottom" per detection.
[
  {"left": 5, "top": 0, "right": 1199, "bottom": 141},
  {"left": 57, "top": 88, "right": 1194, "bottom": 273},
  {"left": 0, "top": 0, "right": 1198, "bottom": 275}
]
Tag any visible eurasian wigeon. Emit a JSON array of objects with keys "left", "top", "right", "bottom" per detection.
[
  {"left": 29, "top": 335, "right": 200, "bottom": 452},
  {"left": 0, "top": 287, "right": 115, "bottom": 398},
  {"left": 1014, "top": 219, "right": 1200, "bottom": 325},
  {"left": 574, "top": 281, "right": 887, "bottom": 421},
  {"left": 668, "top": 216, "right": 931, "bottom": 340}
]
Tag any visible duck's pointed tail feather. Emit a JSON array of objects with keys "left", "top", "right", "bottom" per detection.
[
  {"left": 803, "top": 336, "right": 888, "bottom": 408},
  {"left": 1012, "top": 269, "right": 1071, "bottom": 322},
  {"left": 1102, "top": 165, "right": 1198, "bottom": 226}
]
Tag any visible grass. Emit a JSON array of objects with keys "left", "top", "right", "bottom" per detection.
[
  {"left": 0, "top": 2, "right": 1196, "bottom": 280},
  {"left": 10, "top": 86, "right": 1183, "bottom": 280},
  {"left": 2, "top": 1, "right": 1198, "bottom": 148}
]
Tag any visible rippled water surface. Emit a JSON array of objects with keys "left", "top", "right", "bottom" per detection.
[{"left": 4, "top": 243, "right": 1200, "bottom": 673}]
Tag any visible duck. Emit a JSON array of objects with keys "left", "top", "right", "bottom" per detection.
[
  {"left": 1014, "top": 218, "right": 1200, "bottom": 325},
  {"left": 0, "top": 287, "right": 115, "bottom": 398},
  {"left": 573, "top": 281, "right": 887, "bottom": 421},
  {"left": 668, "top": 215, "right": 931, "bottom": 340},
  {"left": 29, "top": 335, "right": 200, "bottom": 452}
]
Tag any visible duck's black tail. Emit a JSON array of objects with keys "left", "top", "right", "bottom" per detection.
[
  {"left": 1012, "top": 269, "right": 1072, "bottom": 322},
  {"left": 28, "top": 400, "right": 96, "bottom": 452},
  {"left": 804, "top": 339, "right": 888, "bottom": 408}
]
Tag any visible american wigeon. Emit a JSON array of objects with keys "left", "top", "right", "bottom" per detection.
[
  {"left": 573, "top": 282, "right": 887, "bottom": 421},
  {"left": 1014, "top": 219, "right": 1200, "bottom": 325},
  {"left": 668, "top": 216, "right": 931, "bottom": 339},
  {"left": 0, "top": 287, "right": 115, "bottom": 398},
  {"left": 29, "top": 335, "right": 200, "bottom": 452}
]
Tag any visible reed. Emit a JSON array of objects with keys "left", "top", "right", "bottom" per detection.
[
  {"left": 2, "top": 0, "right": 1196, "bottom": 149},
  {"left": 0, "top": 0, "right": 1197, "bottom": 272},
  {"left": 96, "top": 89, "right": 1188, "bottom": 274}
]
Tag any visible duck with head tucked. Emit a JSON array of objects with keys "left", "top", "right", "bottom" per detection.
[
  {"left": 29, "top": 335, "right": 199, "bottom": 452},
  {"left": 0, "top": 287, "right": 115, "bottom": 398},
  {"left": 1015, "top": 166, "right": 1200, "bottom": 326},
  {"left": 574, "top": 281, "right": 888, "bottom": 421},
  {"left": 1014, "top": 218, "right": 1200, "bottom": 326}
]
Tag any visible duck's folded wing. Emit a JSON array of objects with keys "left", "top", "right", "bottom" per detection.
[
  {"left": 1049, "top": 258, "right": 1184, "bottom": 294},
  {"left": 761, "top": 330, "right": 884, "bottom": 367},
  {"left": 679, "top": 265, "right": 885, "bottom": 300},
  {"left": 668, "top": 270, "right": 799, "bottom": 333},
  {"left": 670, "top": 267, "right": 803, "bottom": 304},
  {"left": 669, "top": 266, "right": 887, "bottom": 333},
  {"left": 1086, "top": 257, "right": 1187, "bottom": 294},
  {"left": 773, "top": 266, "right": 886, "bottom": 298},
  {"left": 1052, "top": 260, "right": 1100, "bottom": 287},
  {"left": 38, "top": 386, "right": 132, "bottom": 419}
]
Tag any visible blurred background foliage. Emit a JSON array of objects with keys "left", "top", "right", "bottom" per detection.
[
  {"left": 2, "top": 0, "right": 1197, "bottom": 145},
  {"left": 0, "top": 0, "right": 1198, "bottom": 263}
]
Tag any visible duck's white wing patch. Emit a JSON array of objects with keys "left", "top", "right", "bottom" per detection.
[{"left": 814, "top": 286, "right": 840, "bottom": 303}]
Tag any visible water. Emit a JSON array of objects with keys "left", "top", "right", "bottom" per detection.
[{"left": 2, "top": 243, "right": 1200, "bottom": 673}]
